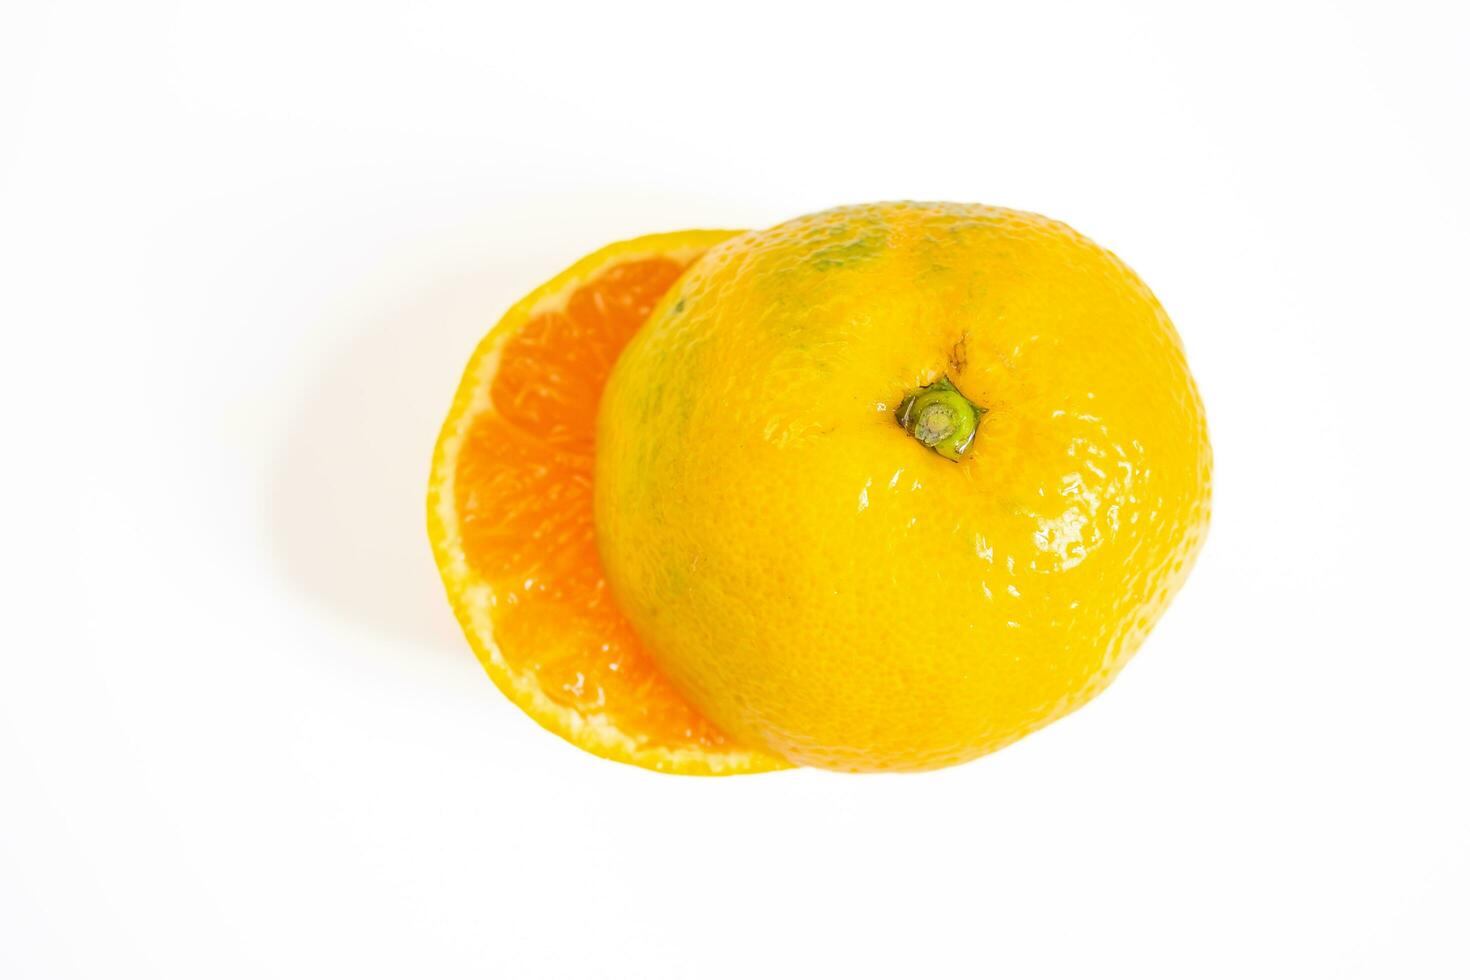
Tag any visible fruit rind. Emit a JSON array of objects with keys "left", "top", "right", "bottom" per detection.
[{"left": 595, "top": 202, "right": 1212, "bottom": 772}]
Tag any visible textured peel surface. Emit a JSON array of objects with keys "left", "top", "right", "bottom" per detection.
[{"left": 596, "top": 202, "right": 1212, "bottom": 772}]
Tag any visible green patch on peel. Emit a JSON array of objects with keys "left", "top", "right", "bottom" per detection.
[{"left": 808, "top": 226, "right": 888, "bottom": 271}]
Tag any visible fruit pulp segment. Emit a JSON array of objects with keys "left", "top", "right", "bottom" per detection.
[{"left": 452, "top": 257, "right": 737, "bottom": 752}]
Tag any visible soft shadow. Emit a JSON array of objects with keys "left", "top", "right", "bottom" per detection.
[
  {"left": 266, "top": 189, "right": 765, "bottom": 653},
  {"left": 268, "top": 252, "right": 539, "bottom": 654}
]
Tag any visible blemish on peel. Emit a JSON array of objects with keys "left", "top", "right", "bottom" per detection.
[{"left": 949, "top": 331, "right": 970, "bottom": 373}]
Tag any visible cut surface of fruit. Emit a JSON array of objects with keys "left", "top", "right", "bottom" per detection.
[{"left": 428, "top": 231, "right": 789, "bottom": 775}]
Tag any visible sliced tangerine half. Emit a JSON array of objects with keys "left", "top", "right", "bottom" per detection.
[{"left": 428, "top": 230, "right": 789, "bottom": 775}]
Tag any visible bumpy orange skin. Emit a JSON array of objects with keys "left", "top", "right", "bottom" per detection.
[{"left": 596, "top": 202, "right": 1212, "bottom": 772}]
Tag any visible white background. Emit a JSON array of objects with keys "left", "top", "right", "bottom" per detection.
[{"left": 3, "top": 2, "right": 1467, "bottom": 977}]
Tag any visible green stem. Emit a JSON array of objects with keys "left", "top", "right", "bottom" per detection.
[{"left": 895, "top": 377, "right": 984, "bottom": 461}]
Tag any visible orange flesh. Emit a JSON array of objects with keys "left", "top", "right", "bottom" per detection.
[{"left": 453, "top": 257, "right": 737, "bottom": 752}]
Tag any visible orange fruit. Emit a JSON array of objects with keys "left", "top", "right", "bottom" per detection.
[
  {"left": 432, "top": 202, "right": 1210, "bottom": 776},
  {"left": 596, "top": 203, "right": 1211, "bottom": 772},
  {"left": 427, "top": 231, "right": 789, "bottom": 774}
]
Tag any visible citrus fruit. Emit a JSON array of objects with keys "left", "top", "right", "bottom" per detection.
[
  {"left": 596, "top": 202, "right": 1211, "bottom": 772},
  {"left": 427, "top": 230, "right": 789, "bottom": 774}
]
